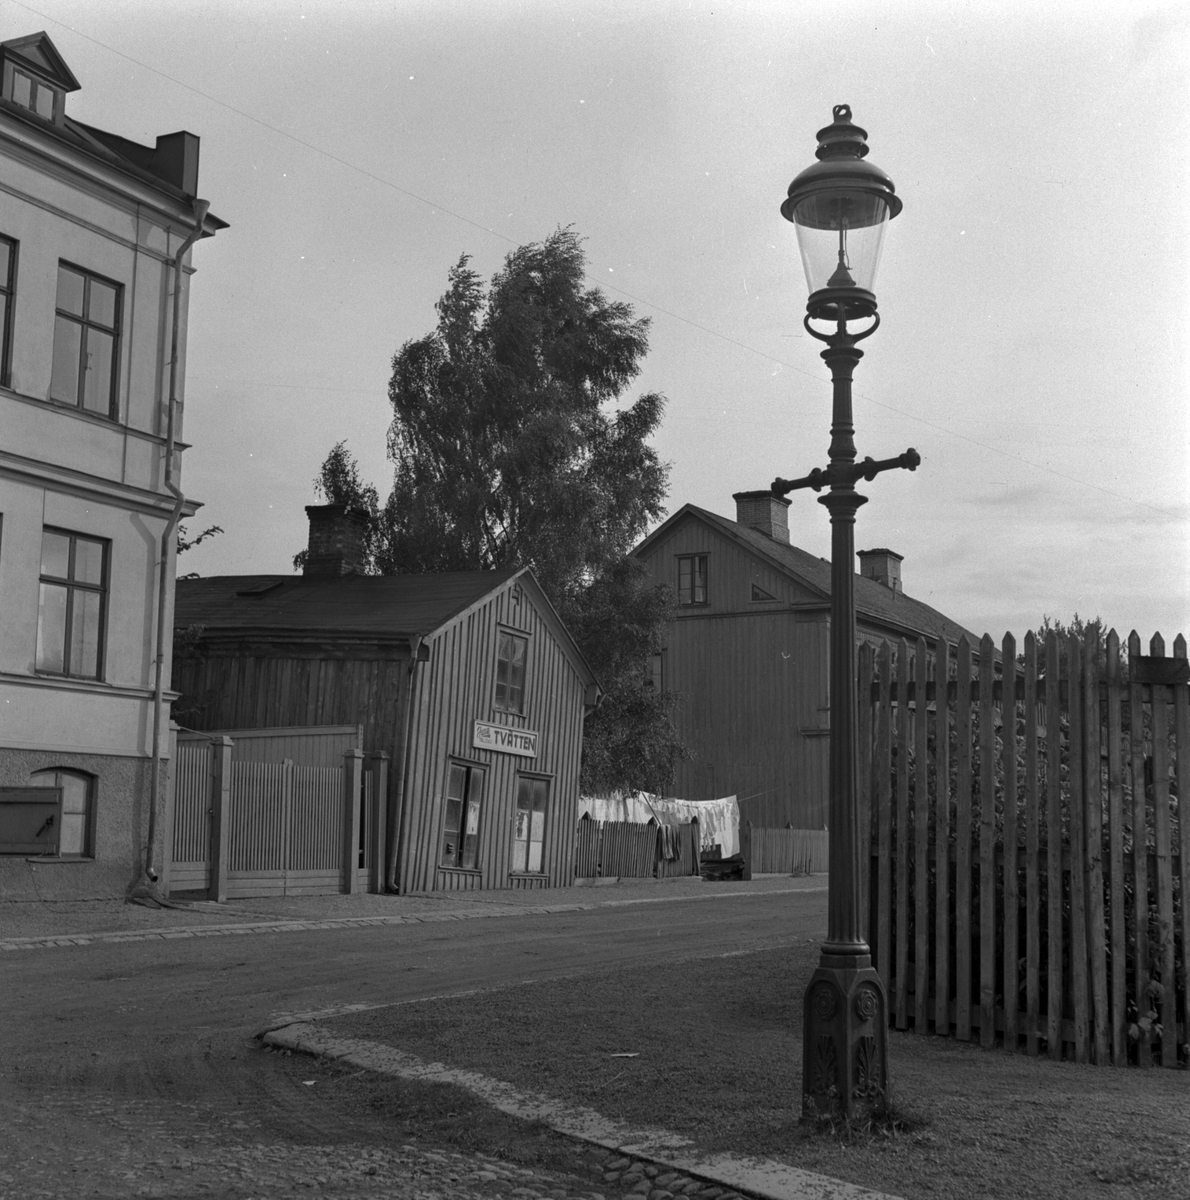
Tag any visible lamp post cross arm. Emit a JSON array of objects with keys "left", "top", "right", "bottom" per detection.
[{"left": 771, "top": 447, "right": 919, "bottom": 498}]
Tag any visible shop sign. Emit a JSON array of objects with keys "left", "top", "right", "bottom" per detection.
[{"left": 473, "top": 720, "right": 538, "bottom": 758}]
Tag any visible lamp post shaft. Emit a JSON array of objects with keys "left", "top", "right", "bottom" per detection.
[
  {"left": 798, "top": 327, "right": 889, "bottom": 1124},
  {"left": 820, "top": 337, "right": 869, "bottom": 956}
]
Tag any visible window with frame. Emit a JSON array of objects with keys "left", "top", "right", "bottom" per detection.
[
  {"left": 677, "top": 554, "right": 708, "bottom": 606},
  {"left": 512, "top": 776, "right": 548, "bottom": 873},
  {"left": 36, "top": 528, "right": 108, "bottom": 679},
  {"left": 50, "top": 263, "right": 121, "bottom": 417},
  {"left": 494, "top": 631, "right": 527, "bottom": 713},
  {"left": 9, "top": 68, "right": 58, "bottom": 120},
  {"left": 440, "top": 763, "right": 485, "bottom": 870},
  {"left": 27, "top": 769, "right": 94, "bottom": 857},
  {"left": 644, "top": 651, "right": 664, "bottom": 693},
  {"left": 0, "top": 235, "right": 15, "bottom": 387}
]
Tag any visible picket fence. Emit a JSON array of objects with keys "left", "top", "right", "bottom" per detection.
[
  {"left": 749, "top": 824, "right": 830, "bottom": 875},
  {"left": 862, "top": 629, "right": 1188, "bottom": 1068},
  {"left": 575, "top": 818, "right": 700, "bottom": 880}
]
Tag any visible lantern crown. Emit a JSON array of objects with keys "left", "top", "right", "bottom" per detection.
[{"left": 781, "top": 105, "right": 902, "bottom": 322}]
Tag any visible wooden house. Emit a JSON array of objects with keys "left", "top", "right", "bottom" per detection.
[
  {"left": 635, "top": 492, "right": 976, "bottom": 830},
  {"left": 172, "top": 505, "right": 601, "bottom": 894}
]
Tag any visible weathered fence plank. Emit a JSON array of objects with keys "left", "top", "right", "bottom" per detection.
[
  {"left": 1045, "top": 631, "right": 1064, "bottom": 1060},
  {"left": 914, "top": 637, "right": 930, "bottom": 1033},
  {"left": 934, "top": 639, "right": 951, "bottom": 1038},
  {"left": 876, "top": 641, "right": 893, "bottom": 993},
  {"left": 895, "top": 639, "right": 911, "bottom": 1031},
  {"left": 1083, "top": 630, "right": 1109, "bottom": 1064},
  {"left": 1149, "top": 635, "right": 1177, "bottom": 1068},
  {"left": 1106, "top": 630, "right": 1127, "bottom": 1066},
  {"left": 1127, "top": 630, "right": 1150, "bottom": 1068},
  {"left": 1175, "top": 634, "right": 1190, "bottom": 1075},
  {"left": 1023, "top": 632, "right": 1041, "bottom": 1056},
  {"left": 955, "top": 636, "right": 974, "bottom": 1043},
  {"left": 1002, "top": 632, "right": 1019, "bottom": 1054},
  {"left": 859, "top": 642, "right": 875, "bottom": 932},
  {"left": 1067, "top": 632, "right": 1091, "bottom": 1063},
  {"left": 979, "top": 634, "right": 997, "bottom": 1049}
]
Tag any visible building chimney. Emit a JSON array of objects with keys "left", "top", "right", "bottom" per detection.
[
  {"left": 732, "top": 490, "right": 791, "bottom": 544},
  {"left": 857, "top": 548, "right": 903, "bottom": 593},
  {"left": 303, "top": 504, "right": 368, "bottom": 577}
]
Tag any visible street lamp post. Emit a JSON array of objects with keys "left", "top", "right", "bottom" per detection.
[{"left": 772, "top": 105, "right": 918, "bottom": 1122}]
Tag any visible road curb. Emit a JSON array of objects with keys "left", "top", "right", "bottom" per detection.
[
  {"left": 262, "top": 1020, "right": 904, "bottom": 1200},
  {"left": 0, "top": 884, "right": 826, "bottom": 953}
]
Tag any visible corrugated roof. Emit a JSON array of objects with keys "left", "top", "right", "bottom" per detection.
[
  {"left": 174, "top": 568, "right": 523, "bottom": 639},
  {"left": 641, "top": 504, "right": 980, "bottom": 648}
]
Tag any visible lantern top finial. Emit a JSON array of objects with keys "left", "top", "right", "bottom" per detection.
[{"left": 814, "top": 105, "right": 870, "bottom": 162}]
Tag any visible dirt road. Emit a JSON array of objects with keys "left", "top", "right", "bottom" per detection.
[{"left": 1, "top": 885, "right": 827, "bottom": 1198}]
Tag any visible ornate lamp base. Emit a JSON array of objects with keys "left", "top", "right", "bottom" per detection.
[{"left": 801, "top": 951, "right": 888, "bottom": 1122}]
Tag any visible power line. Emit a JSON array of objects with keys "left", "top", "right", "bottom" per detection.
[{"left": 11, "top": 0, "right": 1179, "bottom": 520}]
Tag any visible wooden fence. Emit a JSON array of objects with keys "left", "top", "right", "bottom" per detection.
[
  {"left": 863, "top": 629, "right": 1187, "bottom": 1068},
  {"left": 167, "top": 734, "right": 387, "bottom": 899},
  {"left": 749, "top": 824, "right": 830, "bottom": 874},
  {"left": 575, "top": 818, "right": 700, "bottom": 880}
]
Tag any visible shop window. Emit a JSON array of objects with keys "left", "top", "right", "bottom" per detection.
[
  {"left": 27, "top": 769, "right": 94, "bottom": 857},
  {"left": 50, "top": 263, "right": 121, "bottom": 417},
  {"left": 677, "top": 554, "right": 708, "bottom": 606},
  {"left": 512, "top": 776, "right": 548, "bottom": 873},
  {"left": 494, "top": 631, "right": 527, "bottom": 713},
  {"left": 36, "top": 527, "right": 108, "bottom": 679},
  {"left": 440, "top": 763, "right": 484, "bottom": 870}
]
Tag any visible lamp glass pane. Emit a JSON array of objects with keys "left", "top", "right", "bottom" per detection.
[{"left": 792, "top": 192, "right": 890, "bottom": 296}]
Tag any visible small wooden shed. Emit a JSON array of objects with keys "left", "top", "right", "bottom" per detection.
[{"left": 172, "top": 506, "right": 601, "bottom": 893}]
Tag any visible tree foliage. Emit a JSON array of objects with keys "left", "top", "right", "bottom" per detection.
[{"left": 305, "top": 228, "right": 685, "bottom": 791}]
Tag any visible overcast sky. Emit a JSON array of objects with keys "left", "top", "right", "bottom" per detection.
[{"left": 13, "top": 0, "right": 1188, "bottom": 640}]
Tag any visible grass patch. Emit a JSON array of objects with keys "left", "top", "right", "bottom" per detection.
[
  {"left": 326, "top": 944, "right": 1190, "bottom": 1200},
  {"left": 262, "top": 1043, "right": 593, "bottom": 1178}
]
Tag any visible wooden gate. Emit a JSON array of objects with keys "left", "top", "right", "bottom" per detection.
[{"left": 165, "top": 731, "right": 388, "bottom": 899}]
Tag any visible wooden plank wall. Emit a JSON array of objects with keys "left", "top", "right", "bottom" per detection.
[
  {"left": 636, "top": 519, "right": 833, "bottom": 829},
  {"left": 866, "top": 628, "right": 1188, "bottom": 1069},
  {"left": 748, "top": 826, "right": 830, "bottom": 874},
  {"left": 399, "top": 581, "right": 587, "bottom": 893},
  {"left": 191, "top": 725, "right": 361, "bottom": 768},
  {"left": 173, "top": 654, "right": 410, "bottom": 771}
]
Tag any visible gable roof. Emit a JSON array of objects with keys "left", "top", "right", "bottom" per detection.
[
  {"left": 636, "top": 503, "right": 979, "bottom": 649},
  {"left": 1, "top": 31, "right": 80, "bottom": 90},
  {"left": 0, "top": 31, "right": 228, "bottom": 220},
  {"left": 174, "top": 566, "right": 599, "bottom": 688}
]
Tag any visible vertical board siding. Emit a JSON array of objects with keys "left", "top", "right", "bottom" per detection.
[
  {"left": 400, "top": 580, "right": 588, "bottom": 893},
  {"left": 289, "top": 767, "right": 343, "bottom": 871},
  {"left": 748, "top": 826, "right": 829, "bottom": 874},
  {"left": 172, "top": 740, "right": 212, "bottom": 864},
  {"left": 639, "top": 518, "right": 956, "bottom": 834},
  {"left": 866, "top": 627, "right": 1188, "bottom": 1069}
]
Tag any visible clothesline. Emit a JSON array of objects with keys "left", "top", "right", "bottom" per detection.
[{"left": 578, "top": 791, "right": 740, "bottom": 858}]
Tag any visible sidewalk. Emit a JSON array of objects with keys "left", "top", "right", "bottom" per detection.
[{"left": 0, "top": 873, "right": 826, "bottom": 951}]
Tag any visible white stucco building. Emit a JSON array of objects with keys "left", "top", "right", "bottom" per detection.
[{"left": 0, "top": 31, "right": 224, "bottom": 898}]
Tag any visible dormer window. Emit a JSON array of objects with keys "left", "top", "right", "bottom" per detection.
[
  {"left": 11, "top": 67, "right": 57, "bottom": 119},
  {"left": 0, "top": 32, "right": 80, "bottom": 127}
]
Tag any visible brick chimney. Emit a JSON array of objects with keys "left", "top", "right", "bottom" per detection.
[
  {"left": 857, "top": 547, "right": 903, "bottom": 593},
  {"left": 732, "top": 490, "right": 791, "bottom": 544},
  {"left": 303, "top": 504, "right": 367, "bottom": 577}
]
